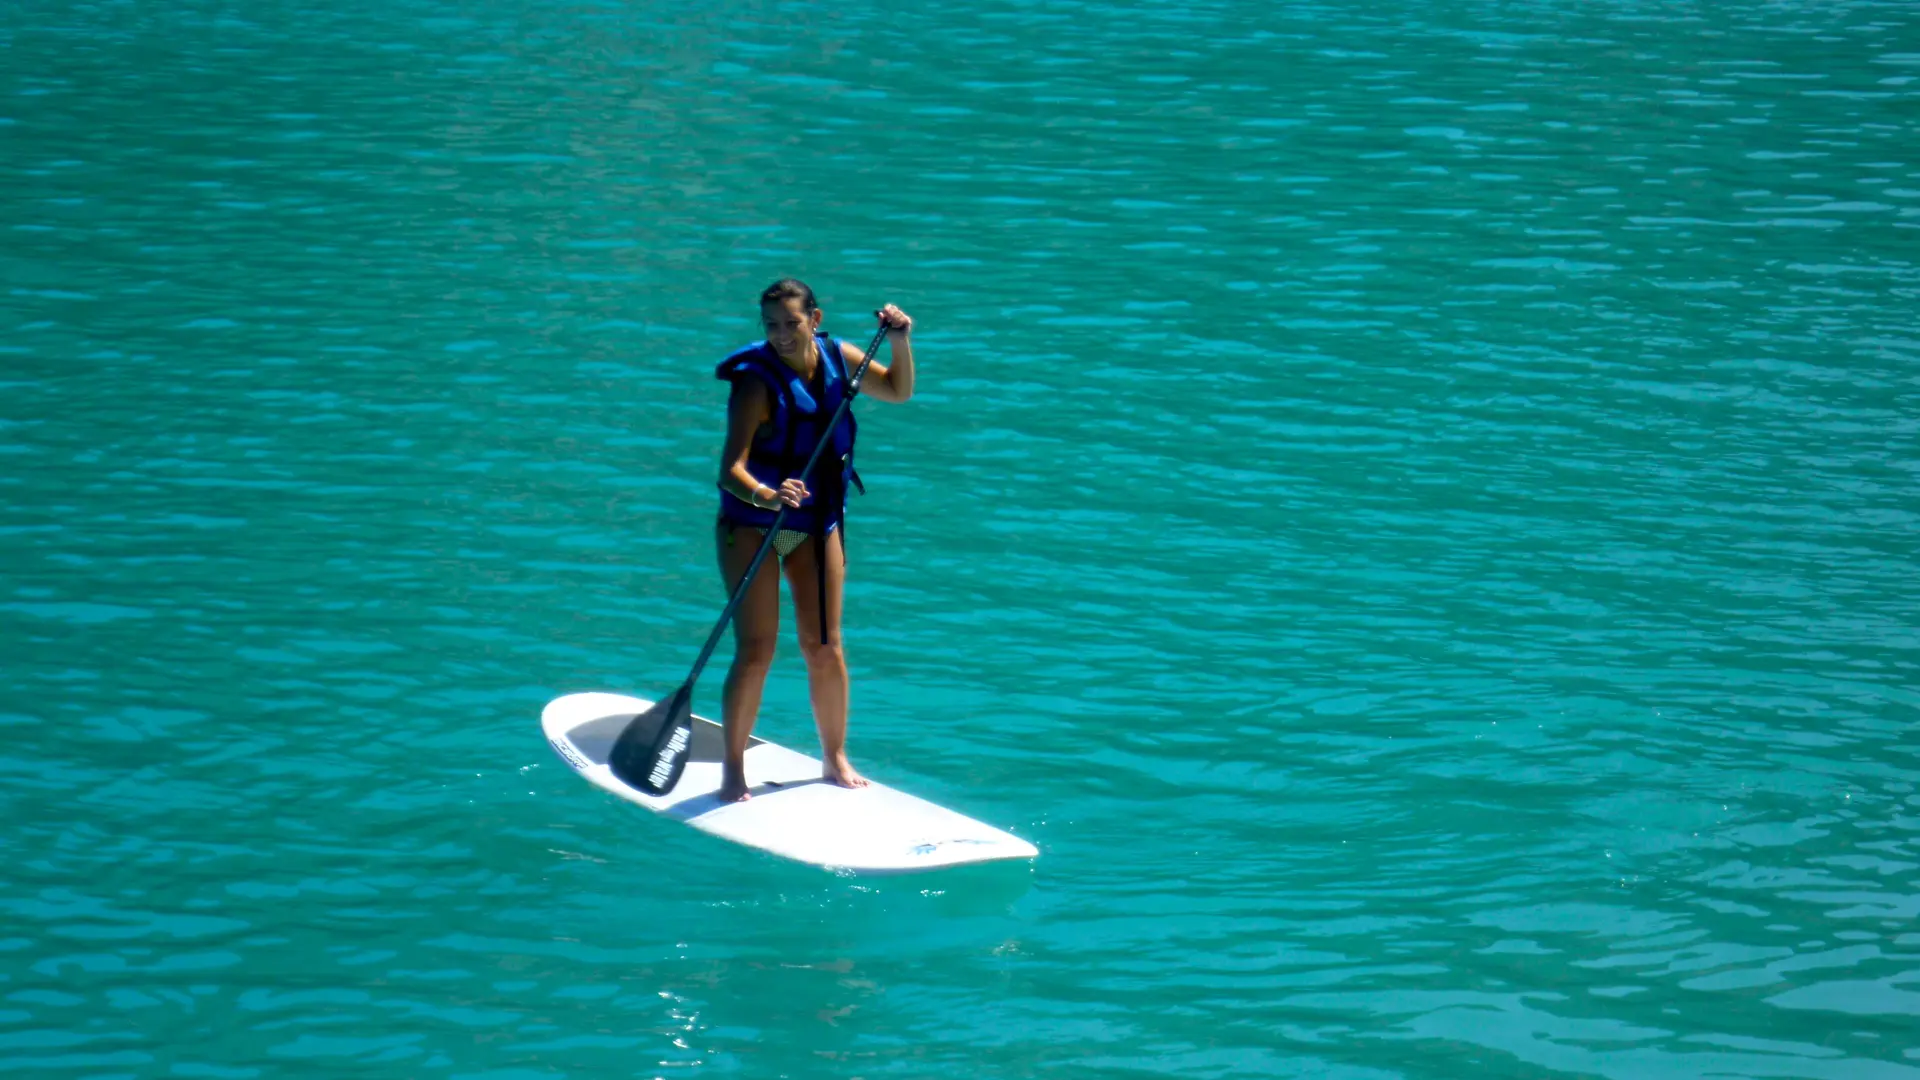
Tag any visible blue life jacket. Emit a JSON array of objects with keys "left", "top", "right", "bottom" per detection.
[{"left": 715, "top": 333, "right": 863, "bottom": 533}]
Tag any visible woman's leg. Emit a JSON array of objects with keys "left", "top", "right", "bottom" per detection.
[
  {"left": 784, "top": 528, "right": 868, "bottom": 788},
  {"left": 716, "top": 521, "right": 781, "bottom": 802}
]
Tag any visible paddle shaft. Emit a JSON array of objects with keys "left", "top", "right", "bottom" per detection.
[{"left": 681, "top": 322, "right": 891, "bottom": 687}]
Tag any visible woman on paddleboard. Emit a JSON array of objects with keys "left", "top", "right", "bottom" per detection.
[{"left": 713, "top": 279, "right": 915, "bottom": 803}]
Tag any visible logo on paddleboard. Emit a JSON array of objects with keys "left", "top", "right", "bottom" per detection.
[
  {"left": 549, "top": 737, "right": 590, "bottom": 772},
  {"left": 910, "top": 839, "right": 996, "bottom": 856}
]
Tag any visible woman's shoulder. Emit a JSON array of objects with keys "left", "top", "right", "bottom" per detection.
[
  {"left": 723, "top": 340, "right": 772, "bottom": 365},
  {"left": 716, "top": 341, "right": 775, "bottom": 381}
]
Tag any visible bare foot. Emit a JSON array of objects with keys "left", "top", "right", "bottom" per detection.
[
  {"left": 718, "top": 760, "right": 751, "bottom": 803},
  {"left": 822, "top": 752, "right": 870, "bottom": 789}
]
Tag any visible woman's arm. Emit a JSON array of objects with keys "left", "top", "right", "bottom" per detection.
[
  {"left": 847, "top": 304, "right": 915, "bottom": 404},
  {"left": 718, "top": 378, "right": 786, "bottom": 509}
]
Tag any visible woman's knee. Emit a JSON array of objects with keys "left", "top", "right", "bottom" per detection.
[
  {"left": 798, "top": 636, "right": 844, "bottom": 668},
  {"left": 732, "top": 634, "right": 779, "bottom": 670}
]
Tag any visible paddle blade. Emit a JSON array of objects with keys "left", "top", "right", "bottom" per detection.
[{"left": 606, "top": 684, "right": 695, "bottom": 796}]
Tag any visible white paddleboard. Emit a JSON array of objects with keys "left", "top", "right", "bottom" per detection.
[{"left": 541, "top": 692, "right": 1039, "bottom": 873}]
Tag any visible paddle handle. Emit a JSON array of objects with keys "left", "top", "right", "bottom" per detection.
[{"left": 684, "top": 321, "right": 892, "bottom": 684}]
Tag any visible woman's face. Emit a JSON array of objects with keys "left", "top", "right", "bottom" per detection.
[{"left": 761, "top": 298, "right": 820, "bottom": 362}]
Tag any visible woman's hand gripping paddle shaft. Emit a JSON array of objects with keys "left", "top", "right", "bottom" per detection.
[{"left": 607, "top": 319, "right": 895, "bottom": 796}]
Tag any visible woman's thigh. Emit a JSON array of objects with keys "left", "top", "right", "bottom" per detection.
[
  {"left": 782, "top": 529, "right": 844, "bottom": 650},
  {"left": 716, "top": 521, "right": 781, "bottom": 649}
]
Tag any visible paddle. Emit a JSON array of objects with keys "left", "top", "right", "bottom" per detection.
[{"left": 607, "top": 319, "right": 894, "bottom": 796}]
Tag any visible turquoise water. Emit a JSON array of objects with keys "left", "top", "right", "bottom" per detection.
[{"left": 5, "top": 0, "right": 1920, "bottom": 1075}]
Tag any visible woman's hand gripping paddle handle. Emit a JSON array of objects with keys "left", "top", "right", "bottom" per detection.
[{"left": 607, "top": 319, "right": 895, "bottom": 796}]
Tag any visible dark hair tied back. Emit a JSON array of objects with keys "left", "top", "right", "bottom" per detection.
[{"left": 759, "top": 278, "right": 819, "bottom": 312}]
